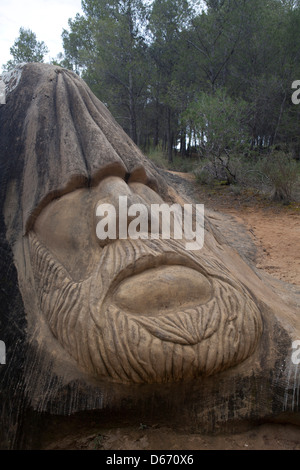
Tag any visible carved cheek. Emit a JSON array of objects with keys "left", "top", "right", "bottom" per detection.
[
  {"left": 33, "top": 189, "right": 101, "bottom": 281},
  {"left": 129, "top": 182, "right": 165, "bottom": 205}
]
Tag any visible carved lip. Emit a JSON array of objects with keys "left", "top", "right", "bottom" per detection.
[
  {"left": 92, "top": 239, "right": 230, "bottom": 330},
  {"left": 99, "top": 249, "right": 214, "bottom": 317},
  {"left": 113, "top": 265, "right": 213, "bottom": 315},
  {"left": 108, "top": 250, "right": 210, "bottom": 291}
]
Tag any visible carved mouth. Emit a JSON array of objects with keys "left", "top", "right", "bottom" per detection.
[
  {"left": 30, "top": 234, "right": 263, "bottom": 384},
  {"left": 99, "top": 246, "right": 214, "bottom": 318},
  {"left": 112, "top": 265, "right": 213, "bottom": 316}
]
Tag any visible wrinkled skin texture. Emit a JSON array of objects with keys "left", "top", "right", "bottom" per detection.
[
  {"left": 30, "top": 176, "right": 262, "bottom": 383},
  {"left": 0, "top": 64, "right": 263, "bottom": 385}
]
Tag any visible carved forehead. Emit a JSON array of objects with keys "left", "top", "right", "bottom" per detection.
[{"left": 0, "top": 63, "right": 165, "bottom": 235}]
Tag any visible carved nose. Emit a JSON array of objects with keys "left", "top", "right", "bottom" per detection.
[{"left": 95, "top": 193, "right": 154, "bottom": 247}]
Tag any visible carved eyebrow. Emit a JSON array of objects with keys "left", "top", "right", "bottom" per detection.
[
  {"left": 88, "top": 161, "right": 160, "bottom": 194},
  {"left": 25, "top": 174, "right": 89, "bottom": 235},
  {"left": 26, "top": 166, "right": 160, "bottom": 235},
  {"left": 126, "top": 166, "right": 159, "bottom": 193}
]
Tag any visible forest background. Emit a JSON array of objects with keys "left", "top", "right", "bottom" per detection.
[{"left": 3, "top": 0, "right": 300, "bottom": 202}]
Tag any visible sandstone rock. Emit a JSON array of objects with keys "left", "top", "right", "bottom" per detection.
[{"left": 0, "top": 64, "right": 299, "bottom": 449}]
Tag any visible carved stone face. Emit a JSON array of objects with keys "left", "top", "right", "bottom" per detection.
[
  {"left": 1, "top": 63, "right": 263, "bottom": 387},
  {"left": 29, "top": 174, "right": 262, "bottom": 384},
  {"left": 3, "top": 63, "right": 300, "bottom": 449}
]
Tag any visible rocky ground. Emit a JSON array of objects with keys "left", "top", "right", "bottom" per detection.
[{"left": 44, "top": 422, "right": 300, "bottom": 450}]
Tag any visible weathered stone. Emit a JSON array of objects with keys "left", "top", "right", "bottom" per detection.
[{"left": 0, "top": 63, "right": 299, "bottom": 449}]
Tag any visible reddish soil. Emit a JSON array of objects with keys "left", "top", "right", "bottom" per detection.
[{"left": 173, "top": 171, "right": 300, "bottom": 287}]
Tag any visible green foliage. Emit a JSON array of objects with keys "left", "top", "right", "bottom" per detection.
[
  {"left": 194, "top": 165, "right": 215, "bottom": 185},
  {"left": 3, "top": 28, "right": 48, "bottom": 71},
  {"left": 258, "top": 152, "right": 299, "bottom": 202},
  {"left": 3, "top": 0, "right": 300, "bottom": 196},
  {"left": 183, "top": 89, "right": 249, "bottom": 157},
  {"left": 171, "top": 154, "right": 198, "bottom": 172},
  {"left": 62, "top": 0, "right": 150, "bottom": 144},
  {"left": 224, "top": 152, "right": 299, "bottom": 204},
  {"left": 147, "top": 146, "right": 198, "bottom": 172},
  {"left": 146, "top": 146, "right": 168, "bottom": 169},
  {"left": 59, "top": 0, "right": 300, "bottom": 165},
  {"left": 183, "top": 89, "right": 249, "bottom": 182}
]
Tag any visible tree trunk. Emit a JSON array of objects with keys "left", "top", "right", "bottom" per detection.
[
  {"left": 167, "top": 107, "right": 173, "bottom": 163},
  {"left": 154, "top": 102, "right": 159, "bottom": 148},
  {"left": 180, "top": 131, "right": 186, "bottom": 157},
  {"left": 129, "top": 71, "right": 137, "bottom": 144}
]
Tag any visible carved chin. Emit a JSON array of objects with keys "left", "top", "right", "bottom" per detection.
[{"left": 29, "top": 233, "right": 263, "bottom": 384}]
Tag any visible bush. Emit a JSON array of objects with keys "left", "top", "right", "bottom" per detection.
[
  {"left": 194, "top": 155, "right": 242, "bottom": 185},
  {"left": 231, "top": 152, "right": 299, "bottom": 203},
  {"left": 193, "top": 166, "right": 215, "bottom": 185},
  {"left": 194, "top": 152, "right": 299, "bottom": 204},
  {"left": 259, "top": 152, "right": 299, "bottom": 203},
  {"left": 230, "top": 184, "right": 243, "bottom": 196},
  {"left": 147, "top": 147, "right": 198, "bottom": 173},
  {"left": 171, "top": 154, "right": 198, "bottom": 173},
  {"left": 147, "top": 147, "right": 167, "bottom": 169}
]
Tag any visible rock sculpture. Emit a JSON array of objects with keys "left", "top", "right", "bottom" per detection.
[{"left": 0, "top": 64, "right": 299, "bottom": 449}]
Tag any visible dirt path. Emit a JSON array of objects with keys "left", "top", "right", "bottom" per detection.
[
  {"left": 225, "top": 208, "right": 300, "bottom": 286},
  {"left": 171, "top": 171, "right": 300, "bottom": 286}
]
